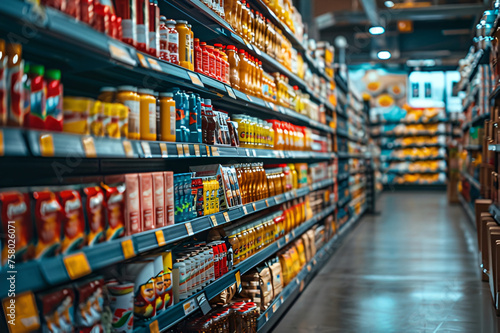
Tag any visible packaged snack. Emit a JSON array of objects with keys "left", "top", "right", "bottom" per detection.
[
  {"left": 38, "top": 287, "right": 75, "bottom": 333},
  {"left": 122, "top": 260, "right": 157, "bottom": 320},
  {"left": 139, "top": 173, "right": 154, "bottom": 231},
  {"left": 63, "top": 97, "right": 93, "bottom": 135},
  {"left": 82, "top": 186, "right": 106, "bottom": 246},
  {"left": 32, "top": 190, "right": 62, "bottom": 259},
  {"left": 152, "top": 172, "right": 165, "bottom": 228},
  {"left": 163, "top": 172, "right": 174, "bottom": 226},
  {"left": 0, "top": 190, "right": 33, "bottom": 266},
  {"left": 101, "top": 182, "right": 126, "bottom": 241},
  {"left": 59, "top": 189, "right": 86, "bottom": 254},
  {"left": 192, "top": 177, "right": 204, "bottom": 217},
  {"left": 75, "top": 278, "right": 105, "bottom": 331}
]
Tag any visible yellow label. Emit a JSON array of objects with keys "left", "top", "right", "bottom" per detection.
[
  {"left": 210, "top": 215, "right": 218, "bottom": 226},
  {"left": 149, "top": 320, "right": 160, "bottom": 333},
  {"left": 243, "top": 206, "right": 248, "bottom": 215},
  {"left": 82, "top": 136, "right": 97, "bottom": 157},
  {"left": 155, "top": 230, "right": 166, "bottom": 246},
  {"left": 188, "top": 72, "right": 204, "bottom": 87},
  {"left": 109, "top": 43, "right": 136, "bottom": 66},
  {"left": 223, "top": 212, "right": 230, "bottom": 222},
  {"left": 212, "top": 146, "right": 219, "bottom": 156},
  {"left": 246, "top": 94, "right": 253, "bottom": 102},
  {"left": 194, "top": 144, "right": 201, "bottom": 156},
  {"left": 307, "top": 265, "right": 311, "bottom": 272},
  {"left": 160, "top": 143, "right": 168, "bottom": 157},
  {"left": 123, "top": 140, "right": 134, "bottom": 157},
  {"left": 300, "top": 280, "right": 305, "bottom": 292},
  {"left": 63, "top": 252, "right": 91, "bottom": 280},
  {"left": 0, "top": 130, "right": 4, "bottom": 156},
  {"left": 148, "top": 58, "right": 162, "bottom": 71},
  {"left": 235, "top": 270, "right": 241, "bottom": 290},
  {"left": 206, "top": 146, "right": 211, "bottom": 156},
  {"left": 3, "top": 292, "right": 40, "bottom": 333},
  {"left": 39, "top": 134, "right": 54, "bottom": 157},
  {"left": 252, "top": 203, "right": 256, "bottom": 210},
  {"left": 183, "top": 144, "right": 190, "bottom": 156},
  {"left": 137, "top": 53, "right": 149, "bottom": 68},
  {"left": 265, "top": 199, "right": 269, "bottom": 207},
  {"left": 141, "top": 142, "right": 152, "bottom": 158},
  {"left": 176, "top": 144, "right": 184, "bottom": 157},
  {"left": 121, "top": 239, "right": 135, "bottom": 259},
  {"left": 185, "top": 222, "right": 194, "bottom": 236}
]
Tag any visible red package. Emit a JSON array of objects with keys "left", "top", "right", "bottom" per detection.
[
  {"left": 38, "top": 287, "right": 75, "bottom": 332},
  {"left": 152, "top": 172, "right": 165, "bottom": 228},
  {"left": 139, "top": 173, "right": 154, "bottom": 231},
  {"left": 101, "top": 182, "right": 126, "bottom": 241},
  {"left": 163, "top": 172, "right": 174, "bottom": 226},
  {"left": 75, "top": 278, "right": 105, "bottom": 330},
  {"left": 0, "top": 191, "right": 33, "bottom": 266},
  {"left": 32, "top": 190, "right": 62, "bottom": 259},
  {"left": 59, "top": 189, "right": 86, "bottom": 254},
  {"left": 104, "top": 174, "right": 140, "bottom": 236},
  {"left": 82, "top": 186, "right": 105, "bottom": 246}
]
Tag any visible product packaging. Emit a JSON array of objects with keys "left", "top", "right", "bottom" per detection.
[
  {"left": 107, "top": 281, "right": 135, "bottom": 333},
  {"left": 38, "top": 287, "right": 75, "bottom": 333},
  {"left": 59, "top": 188, "right": 86, "bottom": 253},
  {"left": 139, "top": 173, "right": 154, "bottom": 231},
  {"left": 75, "top": 278, "right": 105, "bottom": 331},
  {"left": 162, "top": 251, "right": 174, "bottom": 308},
  {"left": 32, "top": 189, "right": 63, "bottom": 259},
  {"left": 82, "top": 185, "right": 106, "bottom": 246},
  {"left": 121, "top": 260, "right": 157, "bottom": 320},
  {"left": 164, "top": 171, "right": 174, "bottom": 226}
]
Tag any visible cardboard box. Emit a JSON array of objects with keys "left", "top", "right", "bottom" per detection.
[
  {"left": 164, "top": 172, "right": 174, "bottom": 226},
  {"left": 104, "top": 174, "right": 141, "bottom": 236},
  {"left": 152, "top": 172, "right": 165, "bottom": 228}
]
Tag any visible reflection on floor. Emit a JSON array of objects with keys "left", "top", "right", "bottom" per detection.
[{"left": 272, "top": 192, "right": 500, "bottom": 333}]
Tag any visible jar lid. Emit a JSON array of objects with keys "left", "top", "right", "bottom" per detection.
[
  {"left": 138, "top": 88, "right": 155, "bottom": 95},
  {"left": 160, "top": 92, "right": 174, "bottom": 97},
  {"left": 117, "top": 85, "right": 138, "bottom": 92},
  {"left": 176, "top": 20, "right": 188, "bottom": 24},
  {"left": 160, "top": 15, "right": 166, "bottom": 21},
  {"left": 100, "top": 87, "right": 117, "bottom": 93}
]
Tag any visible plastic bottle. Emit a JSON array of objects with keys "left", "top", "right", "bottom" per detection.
[
  {"left": 159, "top": 16, "right": 169, "bottom": 61},
  {"left": 238, "top": 49, "right": 248, "bottom": 93},
  {"left": 166, "top": 19, "right": 179, "bottom": 65},
  {"left": 200, "top": 42, "right": 210, "bottom": 76},
  {"left": 187, "top": 24, "right": 195, "bottom": 71},
  {"left": 240, "top": 0, "right": 249, "bottom": 40},
  {"left": 206, "top": 46, "right": 217, "bottom": 79},
  {"left": 148, "top": 0, "right": 160, "bottom": 57},
  {"left": 136, "top": 0, "right": 149, "bottom": 53},
  {"left": 21, "top": 63, "right": 30, "bottom": 128},
  {"left": 138, "top": 88, "right": 156, "bottom": 140},
  {"left": 247, "top": 5, "right": 254, "bottom": 43},
  {"left": 6, "top": 43, "right": 23, "bottom": 127},
  {"left": 27, "top": 64, "right": 45, "bottom": 130},
  {"left": 45, "top": 69, "right": 63, "bottom": 132},
  {"left": 176, "top": 21, "right": 191, "bottom": 69},
  {"left": 194, "top": 38, "right": 203, "bottom": 74},
  {"left": 159, "top": 92, "right": 176, "bottom": 142},
  {"left": 171, "top": 88, "right": 187, "bottom": 142},
  {"left": 213, "top": 44, "right": 223, "bottom": 82},
  {"left": 115, "top": 0, "right": 137, "bottom": 47},
  {"left": 117, "top": 86, "right": 140, "bottom": 140},
  {"left": 225, "top": 45, "right": 240, "bottom": 90},
  {"left": 221, "top": 50, "right": 230, "bottom": 84}
]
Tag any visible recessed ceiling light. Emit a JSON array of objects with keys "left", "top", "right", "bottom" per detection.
[
  {"left": 369, "top": 26, "right": 385, "bottom": 35},
  {"left": 377, "top": 51, "right": 392, "bottom": 60},
  {"left": 385, "top": 1, "right": 395, "bottom": 7}
]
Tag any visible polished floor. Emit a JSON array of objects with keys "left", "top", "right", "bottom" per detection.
[{"left": 272, "top": 192, "right": 500, "bottom": 333}]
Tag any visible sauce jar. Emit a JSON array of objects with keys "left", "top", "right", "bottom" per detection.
[
  {"left": 159, "top": 92, "right": 176, "bottom": 142},
  {"left": 116, "top": 86, "right": 140, "bottom": 140},
  {"left": 166, "top": 19, "right": 179, "bottom": 65},
  {"left": 98, "top": 87, "right": 116, "bottom": 103},
  {"left": 175, "top": 20, "right": 191, "bottom": 69},
  {"left": 138, "top": 88, "right": 157, "bottom": 141},
  {"left": 114, "top": 0, "right": 137, "bottom": 47}
]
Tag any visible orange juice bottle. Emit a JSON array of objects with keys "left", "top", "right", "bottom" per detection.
[
  {"left": 138, "top": 88, "right": 157, "bottom": 141},
  {"left": 247, "top": 4, "right": 254, "bottom": 42},
  {"left": 240, "top": 0, "right": 249, "bottom": 40},
  {"left": 116, "top": 86, "right": 140, "bottom": 140},
  {"left": 187, "top": 24, "right": 194, "bottom": 71},
  {"left": 238, "top": 49, "right": 249, "bottom": 94},
  {"left": 159, "top": 92, "right": 176, "bottom": 142},
  {"left": 226, "top": 45, "right": 240, "bottom": 90},
  {"left": 175, "top": 20, "right": 191, "bottom": 69}
]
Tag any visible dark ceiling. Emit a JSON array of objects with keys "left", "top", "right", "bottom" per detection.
[{"left": 312, "top": 0, "right": 488, "bottom": 67}]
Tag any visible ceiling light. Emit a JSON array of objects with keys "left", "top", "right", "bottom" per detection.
[
  {"left": 385, "top": 1, "right": 395, "bottom": 7},
  {"left": 377, "top": 51, "right": 392, "bottom": 60},
  {"left": 369, "top": 26, "right": 385, "bottom": 35}
]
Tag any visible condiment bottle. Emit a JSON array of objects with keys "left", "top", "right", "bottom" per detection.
[
  {"left": 136, "top": 0, "right": 149, "bottom": 53},
  {"left": 225, "top": 45, "right": 240, "bottom": 90},
  {"left": 148, "top": 0, "right": 160, "bottom": 57},
  {"left": 187, "top": 24, "right": 195, "bottom": 71},
  {"left": 116, "top": 86, "right": 140, "bottom": 140},
  {"left": 138, "top": 88, "right": 156, "bottom": 140},
  {"left": 201, "top": 42, "right": 210, "bottom": 76},
  {"left": 206, "top": 45, "right": 217, "bottom": 79},
  {"left": 238, "top": 49, "right": 248, "bottom": 94},
  {"left": 166, "top": 19, "right": 179, "bottom": 65},
  {"left": 6, "top": 43, "right": 23, "bottom": 127},
  {"left": 213, "top": 44, "right": 223, "bottom": 81},
  {"left": 221, "top": 48, "right": 230, "bottom": 84},
  {"left": 176, "top": 20, "right": 191, "bottom": 69},
  {"left": 159, "top": 16, "right": 169, "bottom": 61},
  {"left": 194, "top": 38, "right": 203, "bottom": 74}
]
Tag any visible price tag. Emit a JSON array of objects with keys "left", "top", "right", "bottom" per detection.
[
  {"left": 223, "top": 212, "right": 230, "bottom": 222},
  {"left": 82, "top": 137, "right": 96, "bottom": 157},
  {"left": 159, "top": 143, "right": 168, "bottom": 157},
  {"left": 285, "top": 234, "right": 290, "bottom": 243},
  {"left": 137, "top": 52, "right": 149, "bottom": 68},
  {"left": 265, "top": 312, "right": 269, "bottom": 321},
  {"left": 183, "top": 299, "right": 198, "bottom": 315},
  {"left": 141, "top": 142, "right": 152, "bottom": 158},
  {"left": 155, "top": 230, "right": 166, "bottom": 246},
  {"left": 275, "top": 196, "right": 282, "bottom": 204},
  {"left": 188, "top": 72, "right": 204, "bottom": 87},
  {"left": 292, "top": 230, "right": 295, "bottom": 238},
  {"left": 39, "top": 134, "right": 55, "bottom": 157},
  {"left": 225, "top": 85, "right": 237, "bottom": 99},
  {"left": 148, "top": 58, "right": 162, "bottom": 71},
  {"left": 265, "top": 199, "right": 269, "bottom": 207},
  {"left": 296, "top": 278, "right": 300, "bottom": 285},
  {"left": 244, "top": 40, "right": 253, "bottom": 50},
  {"left": 243, "top": 206, "right": 248, "bottom": 215},
  {"left": 149, "top": 320, "right": 160, "bottom": 333},
  {"left": 307, "top": 265, "right": 311, "bottom": 272},
  {"left": 0, "top": 130, "right": 3, "bottom": 156},
  {"left": 206, "top": 146, "right": 211, "bottom": 156},
  {"left": 278, "top": 106, "right": 286, "bottom": 114},
  {"left": 121, "top": 239, "right": 135, "bottom": 259},
  {"left": 109, "top": 42, "right": 136, "bottom": 66},
  {"left": 246, "top": 148, "right": 251, "bottom": 157},
  {"left": 235, "top": 270, "right": 242, "bottom": 292},
  {"left": 123, "top": 140, "right": 134, "bottom": 157},
  {"left": 292, "top": 189, "right": 297, "bottom": 197},
  {"left": 299, "top": 280, "right": 305, "bottom": 292},
  {"left": 194, "top": 144, "right": 201, "bottom": 156},
  {"left": 254, "top": 47, "right": 262, "bottom": 56},
  {"left": 280, "top": 296, "right": 284, "bottom": 304},
  {"left": 272, "top": 302, "right": 279, "bottom": 313},
  {"left": 252, "top": 203, "right": 256, "bottom": 210},
  {"left": 176, "top": 144, "right": 184, "bottom": 157},
  {"left": 212, "top": 146, "right": 220, "bottom": 156},
  {"left": 185, "top": 222, "right": 194, "bottom": 236},
  {"left": 252, "top": 149, "right": 257, "bottom": 157},
  {"left": 2, "top": 292, "right": 40, "bottom": 332},
  {"left": 279, "top": 151, "right": 285, "bottom": 158},
  {"left": 210, "top": 215, "right": 218, "bottom": 227},
  {"left": 246, "top": 94, "right": 253, "bottom": 102},
  {"left": 183, "top": 144, "right": 190, "bottom": 156},
  {"left": 313, "top": 259, "right": 317, "bottom": 265},
  {"left": 268, "top": 102, "right": 277, "bottom": 111},
  {"left": 63, "top": 252, "right": 91, "bottom": 280}
]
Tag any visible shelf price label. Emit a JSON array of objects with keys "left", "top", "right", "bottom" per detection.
[
  {"left": 299, "top": 280, "right": 305, "bottom": 292},
  {"left": 159, "top": 143, "right": 168, "bottom": 157},
  {"left": 194, "top": 144, "right": 201, "bottom": 157},
  {"left": 122, "top": 140, "right": 134, "bottom": 157},
  {"left": 235, "top": 270, "right": 242, "bottom": 292},
  {"left": 280, "top": 295, "right": 284, "bottom": 304},
  {"left": 254, "top": 47, "right": 262, "bottom": 56},
  {"left": 285, "top": 234, "right": 290, "bottom": 243},
  {"left": 185, "top": 222, "right": 194, "bottom": 236},
  {"left": 149, "top": 320, "right": 160, "bottom": 333},
  {"left": 155, "top": 230, "right": 166, "bottom": 246},
  {"left": 2, "top": 292, "right": 40, "bottom": 332},
  {"left": 148, "top": 58, "right": 162, "bottom": 71},
  {"left": 210, "top": 215, "right": 218, "bottom": 227},
  {"left": 291, "top": 230, "right": 295, "bottom": 238},
  {"left": 63, "top": 252, "right": 91, "bottom": 280},
  {"left": 265, "top": 312, "right": 269, "bottom": 321},
  {"left": 121, "top": 239, "right": 136, "bottom": 259},
  {"left": 211, "top": 146, "right": 219, "bottom": 156},
  {"left": 183, "top": 144, "right": 191, "bottom": 156},
  {"left": 137, "top": 52, "right": 150, "bottom": 68},
  {"left": 272, "top": 301, "right": 279, "bottom": 313},
  {"left": 39, "top": 134, "right": 55, "bottom": 157},
  {"left": 141, "top": 142, "right": 152, "bottom": 158},
  {"left": 225, "top": 85, "right": 237, "bottom": 99},
  {"left": 246, "top": 94, "right": 253, "bottom": 102},
  {"left": 243, "top": 206, "right": 248, "bottom": 215},
  {"left": 82, "top": 137, "right": 97, "bottom": 157},
  {"left": 206, "top": 146, "right": 211, "bottom": 156},
  {"left": 223, "top": 212, "right": 230, "bottom": 222},
  {"left": 183, "top": 299, "right": 198, "bottom": 315},
  {"left": 176, "top": 144, "right": 184, "bottom": 157},
  {"left": 265, "top": 199, "right": 269, "bottom": 207},
  {"left": 109, "top": 42, "right": 136, "bottom": 66},
  {"left": 187, "top": 72, "right": 204, "bottom": 87},
  {"left": 252, "top": 203, "right": 257, "bottom": 211},
  {"left": 307, "top": 265, "right": 311, "bottom": 272},
  {"left": 313, "top": 259, "right": 317, "bottom": 265}
]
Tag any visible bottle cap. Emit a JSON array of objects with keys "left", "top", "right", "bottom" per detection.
[
  {"left": 30, "top": 64, "right": 45, "bottom": 76},
  {"left": 160, "top": 92, "right": 174, "bottom": 97},
  {"left": 99, "top": 87, "right": 117, "bottom": 93},
  {"left": 46, "top": 69, "right": 61, "bottom": 81},
  {"left": 117, "top": 85, "right": 138, "bottom": 92},
  {"left": 176, "top": 20, "right": 188, "bottom": 24}
]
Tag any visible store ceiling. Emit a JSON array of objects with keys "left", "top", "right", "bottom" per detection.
[{"left": 313, "top": 0, "right": 488, "bottom": 67}]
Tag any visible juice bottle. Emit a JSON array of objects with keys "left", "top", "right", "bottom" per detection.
[
  {"left": 148, "top": 0, "right": 160, "bottom": 57},
  {"left": 225, "top": 45, "right": 240, "bottom": 89},
  {"left": 159, "top": 92, "right": 176, "bottom": 142},
  {"left": 213, "top": 44, "right": 223, "bottom": 81},
  {"left": 159, "top": 16, "right": 169, "bottom": 61},
  {"left": 45, "top": 69, "right": 63, "bottom": 132},
  {"left": 221, "top": 49, "right": 230, "bottom": 84},
  {"left": 166, "top": 19, "right": 179, "bottom": 65},
  {"left": 115, "top": 0, "right": 137, "bottom": 47},
  {"left": 233, "top": 0, "right": 243, "bottom": 34},
  {"left": 194, "top": 38, "right": 203, "bottom": 74},
  {"left": 206, "top": 46, "right": 217, "bottom": 79},
  {"left": 224, "top": 0, "right": 233, "bottom": 27},
  {"left": 247, "top": 4, "right": 254, "bottom": 42},
  {"left": 257, "top": 61, "right": 263, "bottom": 97},
  {"left": 238, "top": 49, "right": 248, "bottom": 94},
  {"left": 176, "top": 21, "right": 191, "bottom": 69},
  {"left": 27, "top": 64, "right": 45, "bottom": 130},
  {"left": 200, "top": 42, "right": 210, "bottom": 76},
  {"left": 187, "top": 24, "right": 195, "bottom": 71},
  {"left": 138, "top": 88, "right": 156, "bottom": 140},
  {"left": 267, "top": 171, "right": 275, "bottom": 196},
  {"left": 117, "top": 86, "right": 140, "bottom": 140},
  {"left": 136, "top": 0, "right": 149, "bottom": 53},
  {"left": 240, "top": 0, "right": 248, "bottom": 40}
]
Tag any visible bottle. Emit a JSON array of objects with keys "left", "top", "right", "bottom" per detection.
[
  {"left": 221, "top": 50, "right": 230, "bottom": 84},
  {"left": 136, "top": 0, "right": 149, "bottom": 53},
  {"left": 159, "top": 92, "right": 176, "bottom": 142},
  {"left": 187, "top": 24, "right": 195, "bottom": 71},
  {"left": 224, "top": 0, "right": 233, "bottom": 26},
  {"left": 247, "top": 5, "right": 254, "bottom": 43},
  {"left": 115, "top": 0, "right": 137, "bottom": 47},
  {"left": 213, "top": 44, "right": 223, "bottom": 82},
  {"left": 0, "top": 39, "right": 6, "bottom": 126},
  {"left": 201, "top": 42, "right": 210, "bottom": 76},
  {"left": 117, "top": 86, "right": 140, "bottom": 140},
  {"left": 6, "top": 43, "right": 23, "bottom": 127},
  {"left": 176, "top": 21, "right": 191, "bottom": 69},
  {"left": 241, "top": 0, "right": 249, "bottom": 40},
  {"left": 194, "top": 38, "right": 203, "bottom": 74},
  {"left": 45, "top": 69, "right": 63, "bottom": 132},
  {"left": 166, "top": 19, "right": 179, "bottom": 65},
  {"left": 206, "top": 46, "right": 217, "bottom": 79},
  {"left": 27, "top": 64, "right": 45, "bottom": 130},
  {"left": 238, "top": 49, "right": 248, "bottom": 93},
  {"left": 225, "top": 45, "right": 240, "bottom": 90},
  {"left": 148, "top": 0, "right": 160, "bottom": 57},
  {"left": 159, "top": 16, "right": 169, "bottom": 61},
  {"left": 21, "top": 62, "right": 30, "bottom": 128}
]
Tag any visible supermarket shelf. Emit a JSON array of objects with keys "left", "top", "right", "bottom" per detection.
[
  {"left": 349, "top": 182, "right": 366, "bottom": 194},
  {"left": 336, "top": 129, "right": 368, "bottom": 144},
  {"left": 464, "top": 145, "right": 482, "bottom": 151},
  {"left": 338, "top": 152, "right": 370, "bottom": 159},
  {"left": 257, "top": 206, "right": 366, "bottom": 333},
  {"left": 489, "top": 204, "right": 500, "bottom": 226},
  {"left": 462, "top": 113, "right": 490, "bottom": 132},
  {"left": 371, "top": 118, "right": 455, "bottom": 126},
  {"left": 0, "top": 1, "right": 334, "bottom": 135},
  {"left": 380, "top": 143, "right": 447, "bottom": 149},
  {"left": 383, "top": 183, "right": 447, "bottom": 191},
  {"left": 0, "top": 177, "right": 335, "bottom": 299},
  {"left": 380, "top": 156, "right": 446, "bottom": 162},
  {"left": 456, "top": 48, "right": 488, "bottom": 94},
  {"left": 337, "top": 196, "right": 351, "bottom": 208},
  {"left": 337, "top": 173, "right": 350, "bottom": 181},
  {"left": 461, "top": 171, "right": 480, "bottom": 190},
  {"left": 372, "top": 131, "right": 455, "bottom": 138},
  {"left": 335, "top": 75, "right": 349, "bottom": 94},
  {"left": 135, "top": 203, "right": 338, "bottom": 332},
  {"left": 384, "top": 169, "right": 447, "bottom": 174},
  {"left": 459, "top": 193, "right": 475, "bottom": 225},
  {"left": 461, "top": 86, "right": 479, "bottom": 112}
]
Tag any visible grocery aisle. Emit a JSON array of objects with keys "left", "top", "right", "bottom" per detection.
[{"left": 272, "top": 192, "right": 500, "bottom": 333}]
